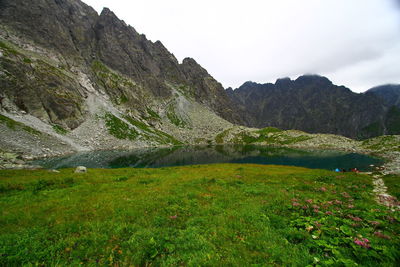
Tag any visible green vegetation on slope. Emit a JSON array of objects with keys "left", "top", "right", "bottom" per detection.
[
  {"left": 103, "top": 112, "right": 181, "bottom": 145},
  {"left": 233, "top": 128, "right": 311, "bottom": 145},
  {"left": 0, "top": 165, "right": 398, "bottom": 266},
  {"left": 166, "top": 106, "right": 186, "bottom": 127},
  {"left": 215, "top": 128, "right": 231, "bottom": 144},
  {"left": 362, "top": 135, "right": 400, "bottom": 152},
  {"left": 123, "top": 115, "right": 181, "bottom": 145},
  {"left": 91, "top": 60, "right": 135, "bottom": 105},
  {"left": 216, "top": 127, "right": 285, "bottom": 144},
  {"left": 144, "top": 108, "right": 161, "bottom": 120},
  {"left": 52, "top": 125, "right": 68, "bottom": 135},
  {"left": 104, "top": 113, "right": 138, "bottom": 140},
  {"left": 0, "top": 40, "right": 19, "bottom": 56},
  {"left": 0, "top": 114, "right": 41, "bottom": 135}
]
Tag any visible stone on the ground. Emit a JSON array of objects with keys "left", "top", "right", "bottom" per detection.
[{"left": 74, "top": 166, "right": 87, "bottom": 173}]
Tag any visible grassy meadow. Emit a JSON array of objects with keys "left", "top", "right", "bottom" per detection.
[{"left": 0, "top": 164, "right": 399, "bottom": 266}]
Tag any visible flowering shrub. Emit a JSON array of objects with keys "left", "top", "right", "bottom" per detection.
[{"left": 288, "top": 178, "right": 399, "bottom": 265}]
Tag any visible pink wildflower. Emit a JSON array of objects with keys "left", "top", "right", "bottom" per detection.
[
  {"left": 325, "top": 211, "right": 333, "bottom": 215},
  {"left": 354, "top": 238, "right": 370, "bottom": 248},
  {"left": 351, "top": 216, "right": 362, "bottom": 222},
  {"left": 347, "top": 204, "right": 354, "bottom": 209},
  {"left": 334, "top": 200, "right": 342, "bottom": 205},
  {"left": 326, "top": 201, "right": 333, "bottom": 205},
  {"left": 306, "top": 199, "right": 313, "bottom": 204},
  {"left": 292, "top": 202, "right": 300, "bottom": 207},
  {"left": 291, "top": 198, "right": 299, "bottom": 202},
  {"left": 370, "top": 221, "right": 380, "bottom": 226},
  {"left": 312, "top": 205, "right": 320, "bottom": 209},
  {"left": 302, "top": 205, "right": 308, "bottom": 210},
  {"left": 169, "top": 215, "right": 178, "bottom": 219},
  {"left": 313, "top": 209, "right": 319, "bottom": 213},
  {"left": 320, "top": 187, "right": 327, "bottom": 192}
]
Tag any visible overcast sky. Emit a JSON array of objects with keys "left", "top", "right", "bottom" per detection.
[{"left": 82, "top": 0, "right": 400, "bottom": 92}]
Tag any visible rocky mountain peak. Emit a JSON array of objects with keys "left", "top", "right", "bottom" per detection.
[
  {"left": 0, "top": 0, "right": 243, "bottom": 133},
  {"left": 294, "top": 74, "right": 333, "bottom": 87},
  {"left": 275, "top": 77, "right": 292, "bottom": 88}
]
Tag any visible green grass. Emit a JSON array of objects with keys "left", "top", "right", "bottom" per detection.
[
  {"left": 382, "top": 174, "right": 400, "bottom": 200},
  {"left": 0, "top": 164, "right": 398, "bottom": 266}
]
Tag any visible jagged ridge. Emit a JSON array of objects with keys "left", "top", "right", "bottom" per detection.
[{"left": 227, "top": 75, "right": 400, "bottom": 139}]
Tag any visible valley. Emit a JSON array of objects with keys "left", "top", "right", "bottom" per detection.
[{"left": 0, "top": 0, "right": 399, "bottom": 265}]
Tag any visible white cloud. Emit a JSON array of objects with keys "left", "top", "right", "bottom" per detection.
[{"left": 82, "top": 0, "right": 400, "bottom": 92}]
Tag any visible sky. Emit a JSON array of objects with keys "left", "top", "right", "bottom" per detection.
[{"left": 82, "top": 0, "right": 400, "bottom": 92}]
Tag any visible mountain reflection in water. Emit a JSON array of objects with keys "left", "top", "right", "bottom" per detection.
[{"left": 31, "top": 145, "right": 383, "bottom": 171}]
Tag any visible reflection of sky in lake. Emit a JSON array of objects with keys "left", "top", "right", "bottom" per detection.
[{"left": 31, "top": 145, "right": 384, "bottom": 171}]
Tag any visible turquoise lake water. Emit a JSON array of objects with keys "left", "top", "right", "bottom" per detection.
[{"left": 31, "top": 145, "right": 384, "bottom": 171}]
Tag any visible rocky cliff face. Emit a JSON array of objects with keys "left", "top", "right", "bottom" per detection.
[
  {"left": 227, "top": 75, "right": 399, "bottom": 139},
  {"left": 0, "top": 0, "right": 241, "bottom": 129},
  {"left": 0, "top": 0, "right": 242, "bottom": 157}
]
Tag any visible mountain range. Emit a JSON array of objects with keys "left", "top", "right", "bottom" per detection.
[
  {"left": 0, "top": 0, "right": 399, "bottom": 157},
  {"left": 227, "top": 77, "right": 400, "bottom": 139}
]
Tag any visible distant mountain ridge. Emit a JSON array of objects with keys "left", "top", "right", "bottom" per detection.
[
  {"left": 227, "top": 75, "right": 400, "bottom": 139},
  {"left": 366, "top": 84, "right": 400, "bottom": 108}
]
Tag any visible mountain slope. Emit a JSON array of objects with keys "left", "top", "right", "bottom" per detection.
[
  {"left": 0, "top": 0, "right": 242, "bottom": 157},
  {"left": 227, "top": 75, "right": 399, "bottom": 139}
]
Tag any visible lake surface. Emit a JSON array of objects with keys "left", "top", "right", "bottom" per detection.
[{"left": 31, "top": 145, "right": 383, "bottom": 171}]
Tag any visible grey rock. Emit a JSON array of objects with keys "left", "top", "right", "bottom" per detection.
[{"left": 74, "top": 166, "right": 87, "bottom": 173}]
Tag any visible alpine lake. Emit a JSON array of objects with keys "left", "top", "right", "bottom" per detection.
[{"left": 31, "top": 145, "right": 384, "bottom": 171}]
